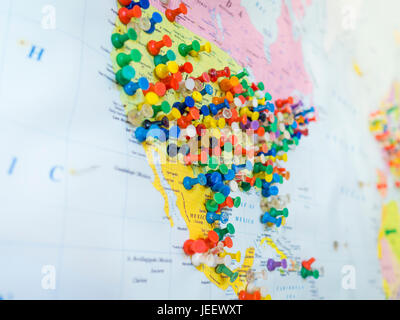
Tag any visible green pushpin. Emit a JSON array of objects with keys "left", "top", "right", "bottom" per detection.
[
  {"left": 214, "top": 223, "right": 235, "bottom": 240},
  {"left": 287, "top": 126, "right": 294, "bottom": 135},
  {"left": 301, "top": 266, "right": 319, "bottom": 279},
  {"left": 254, "top": 178, "right": 262, "bottom": 189},
  {"left": 265, "top": 92, "right": 272, "bottom": 101},
  {"left": 111, "top": 28, "right": 137, "bottom": 49},
  {"left": 116, "top": 49, "right": 142, "bottom": 68},
  {"left": 214, "top": 192, "right": 226, "bottom": 204},
  {"left": 152, "top": 101, "right": 171, "bottom": 117},
  {"left": 232, "top": 68, "right": 249, "bottom": 80},
  {"left": 241, "top": 181, "right": 251, "bottom": 192},
  {"left": 206, "top": 199, "right": 219, "bottom": 212},
  {"left": 218, "top": 164, "right": 229, "bottom": 175},
  {"left": 253, "top": 163, "right": 273, "bottom": 174},
  {"left": 257, "top": 82, "right": 265, "bottom": 91},
  {"left": 232, "top": 196, "right": 241, "bottom": 208},
  {"left": 115, "top": 65, "right": 135, "bottom": 86},
  {"left": 241, "top": 79, "right": 249, "bottom": 90},
  {"left": 178, "top": 40, "right": 201, "bottom": 57},
  {"left": 215, "top": 264, "right": 239, "bottom": 283},
  {"left": 208, "top": 156, "right": 219, "bottom": 170},
  {"left": 241, "top": 87, "right": 254, "bottom": 98},
  {"left": 154, "top": 50, "right": 176, "bottom": 66},
  {"left": 385, "top": 229, "right": 397, "bottom": 236},
  {"left": 270, "top": 207, "right": 289, "bottom": 218}
]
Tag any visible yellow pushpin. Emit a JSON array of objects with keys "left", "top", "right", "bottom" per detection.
[
  {"left": 155, "top": 61, "right": 179, "bottom": 79},
  {"left": 189, "top": 41, "right": 211, "bottom": 57},
  {"left": 167, "top": 108, "right": 182, "bottom": 120},
  {"left": 217, "top": 118, "right": 226, "bottom": 129},
  {"left": 276, "top": 153, "right": 288, "bottom": 162},
  {"left": 145, "top": 92, "right": 159, "bottom": 105},
  {"left": 220, "top": 251, "right": 241, "bottom": 262},
  {"left": 192, "top": 91, "right": 202, "bottom": 102},
  {"left": 204, "top": 115, "right": 217, "bottom": 128}
]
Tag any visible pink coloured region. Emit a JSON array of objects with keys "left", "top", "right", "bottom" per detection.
[
  {"left": 151, "top": 0, "right": 313, "bottom": 100},
  {"left": 291, "top": 0, "right": 305, "bottom": 19},
  {"left": 379, "top": 238, "right": 400, "bottom": 288}
]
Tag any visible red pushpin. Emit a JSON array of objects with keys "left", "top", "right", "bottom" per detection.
[
  {"left": 165, "top": 3, "right": 188, "bottom": 22},
  {"left": 147, "top": 35, "right": 172, "bottom": 56},
  {"left": 205, "top": 230, "right": 219, "bottom": 248},
  {"left": 179, "top": 62, "right": 193, "bottom": 74},
  {"left": 118, "top": 0, "right": 132, "bottom": 5},
  {"left": 183, "top": 239, "right": 208, "bottom": 255},
  {"left": 178, "top": 108, "right": 200, "bottom": 128},
  {"left": 222, "top": 236, "right": 233, "bottom": 248},
  {"left": 208, "top": 67, "right": 230, "bottom": 82},
  {"left": 143, "top": 82, "right": 167, "bottom": 97},
  {"left": 194, "top": 72, "right": 210, "bottom": 83},
  {"left": 239, "top": 290, "right": 261, "bottom": 300},
  {"left": 302, "top": 257, "right": 315, "bottom": 271},
  {"left": 162, "top": 72, "right": 182, "bottom": 91},
  {"left": 118, "top": 6, "right": 142, "bottom": 25}
]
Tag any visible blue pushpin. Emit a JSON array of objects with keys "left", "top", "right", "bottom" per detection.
[
  {"left": 147, "top": 124, "right": 167, "bottom": 142},
  {"left": 200, "top": 84, "right": 213, "bottom": 96},
  {"left": 254, "top": 101, "right": 274, "bottom": 113},
  {"left": 135, "top": 126, "right": 148, "bottom": 142},
  {"left": 261, "top": 185, "right": 279, "bottom": 198},
  {"left": 154, "top": 50, "right": 176, "bottom": 66},
  {"left": 232, "top": 160, "right": 253, "bottom": 173},
  {"left": 261, "top": 211, "right": 282, "bottom": 227},
  {"left": 183, "top": 173, "right": 207, "bottom": 190},
  {"left": 123, "top": 77, "right": 150, "bottom": 96},
  {"left": 223, "top": 169, "right": 235, "bottom": 181},
  {"left": 291, "top": 121, "right": 298, "bottom": 129},
  {"left": 206, "top": 211, "right": 229, "bottom": 224},
  {"left": 206, "top": 171, "right": 222, "bottom": 187},
  {"left": 210, "top": 100, "right": 229, "bottom": 115},
  {"left": 127, "top": 0, "right": 150, "bottom": 10},
  {"left": 200, "top": 105, "right": 210, "bottom": 116},
  {"left": 211, "top": 183, "right": 230, "bottom": 197},
  {"left": 144, "top": 12, "right": 162, "bottom": 34},
  {"left": 173, "top": 96, "right": 195, "bottom": 114}
]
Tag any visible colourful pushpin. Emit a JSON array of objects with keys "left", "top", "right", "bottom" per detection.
[
  {"left": 165, "top": 3, "right": 188, "bottom": 22},
  {"left": 116, "top": 49, "right": 142, "bottom": 67},
  {"left": 120, "top": 0, "right": 150, "bottom": 10},
  {"left": 115, "top": 65, "right": 135, "bottom": 86},
  {"left": 214, "top": 223, "right": 235, "bottom": 240},
  {"left": 200, "top": 84, "right": 214, "bottom": 96},
  {"left": 215, "top": 264, "right": 239, "bottom": 283},
  {"left": 183, "top": 173, "right": 207, "bottom": 190},
  {"left": 231, "top": 68, "right": 249, "bottom": 79},
  {"left": 123, "top": 77, "right": 149, "bottom": 96},
  {"left": 261, "top": 211, "right": 282, "bottom": 227},
  {"left": 208, "top": 67, "right": 230, "bottom": 82},
  {"left": 179, "top": 62, "right": 193, "bottom": 74},
  {"left": 154, "top": 50, "right": 176, "bottom": 66},
  {"left": 183, "top": 239, "right": 208, "bottom": 255},
  {"left": 144, "top": 12, "right": 163, "bottom": 34},
  {"left": 178, "top": 40, "right": 201, "bottom": 57},
  {"left": 206, "top": 211, "right": 229, "bottom": 224},
  {"left": 155, "top": 61, "right": 179, "bottom": 79},
  {"left": 220, "top": 250, "right": 241, "bottom": 262},
  {"left": 269, "top": 207, "right": 288, "bottom": 218},
  {"left": 239, "top": 290, "right": 261, "bottom": 300},
  {"left": 301, "top": 266, "right": 319, "bottom": 279},
  {"left": 143, "top": 82, "right": 167, "bottom": 97},
  {"left": 111, "top": 28, "right": 137, "bottom": 49},
  {"left": 118, "top": 6, "right": 142, "bottom": 25},
  {"left": 152, "top": 101, "right": 171, "bottom": 117},
  {"left": 189, "top": 42, "right": 211, "bottom": 57},
  {"left": 143, "top": 116, "right": 169, "bottom": 129},
  {"left": 267, "top": 258, "right": 287, "bottom": 271},
  {"left": 147, "top": 35, "right": 172, "bottom": 56},
  {"left": 302, "top": 257, "right": 315, "bottom": 271}
]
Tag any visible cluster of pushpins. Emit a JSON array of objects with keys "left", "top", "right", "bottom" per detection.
[
  {"left": 300, "top": 257, "right": 319, "bottom": 279},
  {"left": 111, "top": 0, "right": 317, "bottom": 298},
  {"left": 369, "top": 105, "right": 400, "bottom": 188}
]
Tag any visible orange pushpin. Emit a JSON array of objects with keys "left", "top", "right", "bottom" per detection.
[
  {"left": 165, "top": 3, "right": 188, "bottom": 22},
  {"left": 118, "top": 6, "right": 142, "bottom": 25},
  {"left": 239, "top": 290, "right": 261, "bottom": 300},
  {"left": 142, "top": 82, "right": 167, "bottom": 97},
  {"left": 219, "top": 76, "right": 239, "bottom": 92},
  {"left": 302, "top": 257, "right": 315, "bottom": 271}
]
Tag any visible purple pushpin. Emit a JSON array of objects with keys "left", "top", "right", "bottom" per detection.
[{"left": 267, "top": 258, "right": 287, "bottom": 271}]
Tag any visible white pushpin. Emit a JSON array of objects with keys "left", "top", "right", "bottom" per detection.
[
  {"left": 191, "top": 253, "right": 216, "bottom": 267},
  {"left": 211, "top": 255, "right": 232, "bottom": 267}
]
